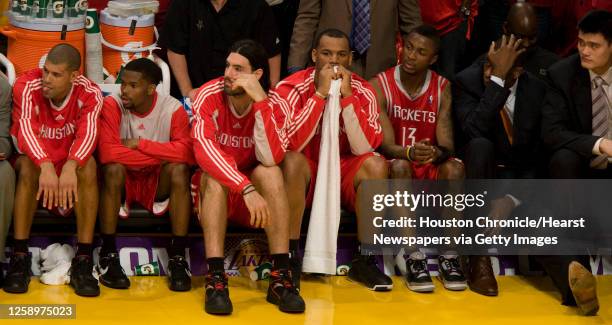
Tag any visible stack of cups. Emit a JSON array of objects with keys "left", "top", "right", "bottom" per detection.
[{"left": 85, "top": 8, "right": 104, "bottom": 83}]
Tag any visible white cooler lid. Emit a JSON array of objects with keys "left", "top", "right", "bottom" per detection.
[
  {"left": 100, "top": 9, "right": 154, "bottom": 27},
  {"left": 9, "top": 13, "right": 85, "bottom": 31}
]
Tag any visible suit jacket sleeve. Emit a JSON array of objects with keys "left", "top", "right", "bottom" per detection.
[
  {"left": 541, "top": 71, "right": 598, "bottom": 158},
  {"left": 287, "top": 0, "right": 321, "bottom": 70},
  {"left": 398, "top": 0, "right": 422, "bottom": 35},
  {"left": 0, "top": 75, "right": 12, "bottom": 157},
  {"left": 454, "top": 69, "right": 510, "bottom": 141}
]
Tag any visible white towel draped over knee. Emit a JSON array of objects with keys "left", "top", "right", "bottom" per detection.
[{"left": 302, "top": 78, "right": 342, "bottom": 275}]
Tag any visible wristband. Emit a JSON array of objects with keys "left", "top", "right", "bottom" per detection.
[
  {"left": 406, "top": 145, "right": 413, "bottom": 162},
  {"left": 242, "top": 184, "right": 255, "bottom": 196},
  {"left": 315, "top": 90, "right": 328, "bottom": 99}
]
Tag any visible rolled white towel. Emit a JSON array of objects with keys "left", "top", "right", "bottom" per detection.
[
  {"left": 40, "top": 261, "right": 72, "bottom": 285},
  {"left": 39, "top": 243, "right": 76, "bottom": 286}
]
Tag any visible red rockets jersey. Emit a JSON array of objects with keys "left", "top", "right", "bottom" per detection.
[
  {"left": 97, "top": 92, "right": 194, "bottom": 169},
  {"left": 419, "top": 0, "right": 479, "bottom": 38},
  {"left": 10, "top": 68, "right": 103, "bottom": 167},
  {"left": 191, "top": 78, "right": 288, "bottom": 193},
  {"left": 376, "top": 66, "right": 448, "bottom": 147},
  {"left": 270, "top": 67, "right": 382, "bottom": 161}
]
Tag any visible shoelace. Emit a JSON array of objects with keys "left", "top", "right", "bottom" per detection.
[
  {"left": 364, "top": 255, "right": 381, "bottom": 272},
  {"left": 72, "top": 257, "right": 96, "bottom": 282},
  {"left": 207, "top": 274, "right": 227, "bottom": 292},
  {"left": 411, "top": 259, "right": 429, "bottom": 277},
  {"left": 73, "top": 257, "right": 91, "bottom": 273},
  {"left": 442, "top": 258, "right": 462, "bottom": 276},
  {"left": 170, "top": 258, "right": 191, "bottom": 276},
  {"left": 105, "top": 255, "right": 125, "bottom": 275},
  {"left": 270, "top": 270, "right": 297, "bottom": 292}
]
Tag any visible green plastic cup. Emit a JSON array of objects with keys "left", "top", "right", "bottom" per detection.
[
  {"left": 134, "top": 261, "right": 160, "bottom": 276},
  {"left": 51, "top": 0, "right": 64, "bottom": 18}
]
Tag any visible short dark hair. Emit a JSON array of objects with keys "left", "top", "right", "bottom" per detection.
[
  {"left": 578, "top": 10, "right": 612, "bottom": 43},
  {"left": 124, "top": 58, "right": 162, "bottom": 85},
  {"left": 229, "top": 39, "right": 270, "bottom": 91},
  {"left": 313, "top": 28, "right": 350, "bottom": 49},
  {"left": 407, "top": 25, "right": 441, "bottom": 53},
  {"left": 46, "top": 43, "right": 81, "bottom": 71}
]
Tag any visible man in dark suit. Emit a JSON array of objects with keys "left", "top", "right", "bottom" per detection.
[
  {"left": 455, "top": 36, "right": 544, "bottom": 181},
  {"left": 537, "top": 10, "right": 611, "bottom": 317},
  {"left": 0, "top": 74, "right": 14, "bottom": 283},
  {"left": 453, "top": 35, "right": 543, "bottom": 298},
  {"left": 543, "top": 10, "right": 612, "bottom": 178},
  {"left": 501, "top": 2, "right": 559, "bottom": 81},
  {"left": 287, "top": 0, "right": 422, "bottom": 79}
]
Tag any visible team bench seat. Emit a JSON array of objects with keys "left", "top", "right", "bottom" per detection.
[{"left": 23, "top": 207, "right": 358, "bottom": 236}]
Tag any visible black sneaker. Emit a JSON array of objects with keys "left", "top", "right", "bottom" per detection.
[
  {"left": 438, "top": 255, "right": 467, "bottom": 291},
  {"left": 97, "top": 252, "right": 130, "bottom": 289},
  {"left": 168, "top": 256, "right": 191, "bottom": 292},
  {"left": 3, "top": 253, "right": 31, "bottom": 294},
  {"left": 348, "top": 255, "right": 393, "bottom": 291},
  {"left": 204, "top": 272, "right": 232, "bottom": 315},
  {"left": 405, "top": 252, "right": 434, "bottom": 293},
  {"left": 267, "top": 269, "right": 305, "bottom": 313},
  {"left": 289, "top": 251, "right": 301, "bottom": 292},
  {"left": 69, "top": 255, "right": 100, "bottom": 297}
]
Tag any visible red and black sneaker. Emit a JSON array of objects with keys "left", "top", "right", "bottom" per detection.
[
  {"left": 204, "top": 272, "right": 233, "bottom": 315},
  {"left": 266, "top": 269, "right": 305, "bottom": 313}
]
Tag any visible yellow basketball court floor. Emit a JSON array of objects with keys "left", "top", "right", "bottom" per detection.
[{"left": 0, "top": 275, "right": 611, "bottom": 324}]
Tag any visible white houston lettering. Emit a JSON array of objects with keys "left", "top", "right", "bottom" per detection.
[
  {"left": 39, "top": 122, "right": 76, "bottom": 140},
  {"left": 217, "top": 132, "right": 253, "bottom": 148},
  {"left": 391, "top": 105, "right": 436, "bottom": 123}
]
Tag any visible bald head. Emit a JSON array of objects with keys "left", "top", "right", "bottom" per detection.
[
  {"left": 504, "top": 2, "right": 538, "bottom": 49},
  {"left": 46, "top": 43, "right": 81, "bottom": 72}
]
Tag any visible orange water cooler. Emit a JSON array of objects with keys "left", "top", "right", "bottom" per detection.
[
  {"left": 1, "top": 19, "right": 85, "bottom": 76},
  {"left": 99, "top": 10, "right": 156, "bottom": 78}
]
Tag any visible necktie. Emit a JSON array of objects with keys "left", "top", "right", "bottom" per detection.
[
  {"left": 591, "top": 76, "right": 609, "bottom": 169},
  {"left": 351, "top": 0, "right": 371, "bottom": 55},
  {"left": 499, "top": 106, "right": 513, "bottom": 145}
]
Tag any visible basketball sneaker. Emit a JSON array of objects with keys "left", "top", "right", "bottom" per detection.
[
  {"left": 348, "top": 254, "right": 393, "bottom": 291},
  {"left": 69, "top": 255, "right": 100, "bottom": 297},
  {"left": 204, "top": 271, "right": 233, "bottom": 315},
  {"left": 168, "top": 255, "right": 191, "bottom": 292},
  {"left": 405, "top": 251, "right": 434, "bottom": 292},
  {"left": 267, "top": 269, "right": 305, "bottom": 313},
  {"left": 3, "top": 253, "right": 31, "bottom": 293},
  {"left": 438, "top": 254, "right": 468, "bottom": 291},
  {"left": 97, "top": 252, "right": 130, "bottom": 289}
]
